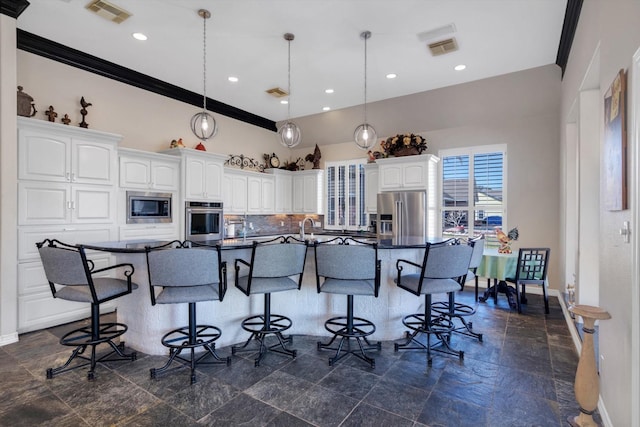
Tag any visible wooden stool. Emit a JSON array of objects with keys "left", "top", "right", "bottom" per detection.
[{"left": 568, "top": 305, "right": 611, "bottom": 427}]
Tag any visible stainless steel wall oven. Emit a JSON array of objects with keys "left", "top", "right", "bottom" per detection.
[{"left": 185, "top": 201, "right": 223, "bottom": 241}]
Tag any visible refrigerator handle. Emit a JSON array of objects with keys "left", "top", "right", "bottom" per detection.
[{"left": 395, "top": 200, "right": 402, "bottom": 240}]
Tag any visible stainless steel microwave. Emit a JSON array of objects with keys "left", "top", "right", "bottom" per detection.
[{"left": 126, "top": 191, "right": 172, "bottom": 224}]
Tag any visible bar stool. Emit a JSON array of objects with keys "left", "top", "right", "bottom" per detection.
[
  {"left": 394, "top": 240, "right": 473, "bottom": 366},
  {"left": 314, "top": 237, "right": 381, "bottom": 368},
  {"left": 36, "top": 239, "right": 138, "bottom": 380},
  {"left": 232, "top": 236, "right": 308, "bottom": 366},
  {"left": 431, "top": 236, "right": 484, "bottom": 341},
  {"left": 145, "top": 241, "right": 230, "bottom": 384}
]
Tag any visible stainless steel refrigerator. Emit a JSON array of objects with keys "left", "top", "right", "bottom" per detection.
[{"left": 377, "top": 191, "right": 426, "bottom": 245}]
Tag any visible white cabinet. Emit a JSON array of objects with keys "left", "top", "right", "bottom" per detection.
[
  {"left": 223, "top": 168, "right": 275, "bottom": 214},
  {"left": 17, "top": 117, "right": 121, "bottom": 333},
  {"left": 292, "top": 170, "right": 324, "bottom": 214},
  {"left": 223, "top": 171, "right": 248, "bottom": 213},
  {"left": 162, "top": 149, "right": 226, "bottom": 201},
  {"left": 363, "top": 163, "right": 379, "bottom": 213},
  {"left": 377, "top": 154, "right": 439, "bottom": 191},
  {"left": 18, "top": 182, "right": 115, "bottom": 225},
  {"left": 19, "top": 120, "right": 116, "bottom": 186},
  {"left": 266, "top": 169, "right": 292, "bottom": 213},
  {"left": 118, "top": 224, "right": 179, "bottom": 241},
  {"left": 119, "top": 148, "right": 179, "bottom": 191}
]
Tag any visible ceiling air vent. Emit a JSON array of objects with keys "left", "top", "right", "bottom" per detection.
[
  {"left": 428, "top": 38, "right": 459, "bottom": 56},
  {"left": 266, "top": 87, "right": 289, "bottom": 98},
  {"left": 85, "top": 0, "right": 132, "bottom": 24}
]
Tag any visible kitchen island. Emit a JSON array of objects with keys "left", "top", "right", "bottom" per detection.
[{"left": 88, "top": 236, "right": 433, "bottom": 355}]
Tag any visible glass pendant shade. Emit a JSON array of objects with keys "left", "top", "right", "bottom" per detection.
[
  {"left": 278, "top": 121, "right": 302, "bottom": 148},
  {"left": 191, "top": 111, "right": 217, "bottom": 140},
  {"left": 354, "top": 123, "right": 377, "bottom": 150}
]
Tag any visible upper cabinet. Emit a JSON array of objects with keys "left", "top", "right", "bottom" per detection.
[
  {"left": 377, "top": 154, "right": 440, "bottom": 191},
  {"left": 266, "top": 168, "right": 293, "bottom": 213},
  {"left": 18, "top": 118, "right": 117, "bottom": 186},
  {"left": 363, "top": 163, "right": 379, "bottom": 214},
  {"left": 119, "top": 148, "right": 179, "bottom": 192},
  {"left": 223, "top": 168, "right": 275, "bottom": 214},
  {"left": 162, "top": 148, "right": 226, "bottom": 201},
  {"left": 292, "top": 169, "right": 324, "bottom": 214}
]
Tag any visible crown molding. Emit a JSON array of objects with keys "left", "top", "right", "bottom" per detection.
[{"left": 0, "top": 0, "right": 29, "bottom": 19}]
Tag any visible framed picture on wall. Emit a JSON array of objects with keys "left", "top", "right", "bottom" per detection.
[{"left": 603, "top": 69, "right": 627, "bottom": 211}]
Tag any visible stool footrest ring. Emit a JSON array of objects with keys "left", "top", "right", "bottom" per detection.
[{"left": 323, "top": 316, "right": 376, "bottom": 338}]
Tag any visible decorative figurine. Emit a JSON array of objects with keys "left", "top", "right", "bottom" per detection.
[
  {"left": 45, "top": 106, "right": 58, "bottom": 122},
  {"left": 16, "top": 86, "right": 37, "bottom": 117},
  {"left": 195, "top": 142, "right": 206, "bottom": 151},
  {"left": 305, "top": 144, "right": 322, "bottom": 169},
  {"left": 170, "top": 138, "right": 185, "bottom": 149},
  {"left": 495, "top": 226, "right": 519, "bottom": 254},
  {"left": 61, "top": 114, "right": 71, "bottom": 125},
  {"left": 79, "top": 96, "right": 92, "bottom": 128}
]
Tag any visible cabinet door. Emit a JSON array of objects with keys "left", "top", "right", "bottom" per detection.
[
  {"left": 230, "top": 174, "right": 248, "bottom": 213},
  {"left": 151, "top": 161, "right": 179, "bottom": 191},
  {"left": 274, "top": 174, "right": 292, "bottom": 213},
  {"left": 18, "top": 181, "right": 70, "bottom": 225},
  {"left": 364, "top": 167, "right": 379, "bottom": 213},
  {"left": 120, "top": 156, "right": 151, "bottom": 188},
  {"left": 71, "top": 185, "right": 115, "bottom": 224},
  {"left": 247, "top": 175, "right": 262, "bottom": 213},
  {"left": 18, "top": 225, "right": 115, "bottom": 262},
  {"left": 204, "top": 161, "right": 223, "bottom": 200},
  {"left": 402, "top": 162, "right": 426, "bottom": 188},
  {"left": 262, "top": 177, "right": 275, "bottom": 213},
  {"left": 18, "top": 129, "right": 70, "bottom": 182},
  {"left": 71, "top": 139, "right": 115, "bottom": 185},
  {"left": 292, "top": 175, "right": 304, "bottom": 212},
  {"left": 185, "top": 157, "right": 206, "bottom": 200},
  {"left": 379, "top": 165, "right": 403, "bottom": 190}
]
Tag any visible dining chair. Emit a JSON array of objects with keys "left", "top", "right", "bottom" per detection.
[
  {"left": 232, "top": 236, "right": 308, "bottom": 366},
  {"left": 36, "top": 239, "right": 138, "bottom": 380},
  {"left": 145, "top": 240, "right": 230, "bottom": 384},
  {"left": 314, "top": 237, "right": 381, "bottom": 368},
  {"left": 394, "top": 239, "right": 473, "bottom": 366},
  {"left": 505, "top": 248, "right": 551, "bottom": 314}
]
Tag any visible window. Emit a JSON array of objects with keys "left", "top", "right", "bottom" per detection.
[
  {"left": 325, "top": 159, "right": 367, "bottom": 230},
  {"left": 439, "top": 145, "right": 506, "bottom": 245}
]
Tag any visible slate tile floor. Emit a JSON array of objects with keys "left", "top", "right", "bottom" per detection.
[{"left": 0, "top": 289, "right": 598, "bottom": 426}]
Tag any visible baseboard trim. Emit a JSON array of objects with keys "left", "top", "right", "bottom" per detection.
[{"left": 0, "top": 331, "right": 19, "bottom": 347}]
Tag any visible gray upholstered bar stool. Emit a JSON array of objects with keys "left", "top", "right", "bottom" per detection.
[
  {"left": 432, "top": 235, "right": 485, "bottom": 341},
  {"left": 145, "top": 241, "right": 230, "bottom": 384},
  {"left": 36, "top": 239, "right": 138, "bottom": 380},
  {"left": 232, "top": 236, "right": 308, "bottom": 367},
  {"left": 314, "top": 237, "right": 381, "bottom": 368},
  {"left": 395, "top": 240, "right": 473, "bottom": 366}
]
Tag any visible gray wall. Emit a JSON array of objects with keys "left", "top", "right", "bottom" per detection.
[{"left": 561, "top": 1, "right": 640, "bottom": 425}]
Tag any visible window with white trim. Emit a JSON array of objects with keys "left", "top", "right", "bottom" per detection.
[
  {"left": 325, "top": 159, "right": 367, "bottom": 230},
  {"left": 439, "top": 144, "right": 507, "bottom": 246}
]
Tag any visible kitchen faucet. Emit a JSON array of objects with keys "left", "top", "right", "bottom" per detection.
[{"left": 300, "top": 216, "right": 315, "bottom": 240}]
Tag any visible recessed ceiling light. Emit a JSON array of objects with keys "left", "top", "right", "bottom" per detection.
[
  {"left": 132, "top": 32, "right": 147, "bottom": 41},
  {"left": 454, "top": 64, "right": 466, "bottom": 71},
  {"left": 280, "top": 100, "right": 288, "bottom": 104},
  {"left": 386, "top": 73, "right": 397, "bottom": 79},
  {"left": 322, "top": 107, "right": 331, "bottom": 111},
  {"left": 228, "top": 76, "right": 239, "bottom": 83},
  {"left": 325, "top": 89, "right": 334, "bottom": 94}
]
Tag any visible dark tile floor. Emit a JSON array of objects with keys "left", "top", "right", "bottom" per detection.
[{"left": 0, "top": 289, "right": 596, "bottom": 427}]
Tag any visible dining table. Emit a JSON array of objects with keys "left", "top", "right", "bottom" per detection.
[{"left": 476, "top": 247, "right": 519, "bottom": 309}]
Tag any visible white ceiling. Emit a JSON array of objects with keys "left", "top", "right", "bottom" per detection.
[{"left": 17, "top": 0, "right": 568, "bottom": 123}]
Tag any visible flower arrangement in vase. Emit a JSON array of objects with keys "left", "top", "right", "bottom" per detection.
[{"left": 380, "top": 133, "right": 428, "bottom": 157}]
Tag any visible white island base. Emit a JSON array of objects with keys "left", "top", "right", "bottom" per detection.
[{"left": 115, "top": 246, "right": 428, "bottom": 356}]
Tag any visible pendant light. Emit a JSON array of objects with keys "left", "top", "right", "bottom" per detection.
[
  {"left": 190, "top": 9, "right": 217, "bottom": 141},
  {"left": 354, "top": 31, "right": 377, "bottom": 150},
  {"left": 278, "top": 33, "right": 302, "bottom": 148}
]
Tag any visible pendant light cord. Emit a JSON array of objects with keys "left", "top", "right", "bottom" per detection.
[
  {"left": 287, "top": 35, "right": 292, "bottom": 120},
  {"left": 202, "top": 12, "right": 208, "bottom": 112},
  {"left": 363, "top": 32, "right": 368, "bottom": 124}
]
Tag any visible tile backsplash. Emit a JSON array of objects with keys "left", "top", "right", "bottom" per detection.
[{"left": 223, "top": 214, "right": 324, "bottom": 238}]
